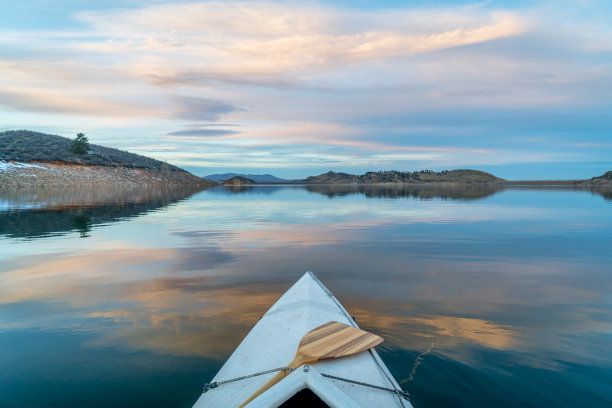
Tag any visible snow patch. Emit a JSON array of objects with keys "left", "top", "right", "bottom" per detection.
[{"left": 0, "top": 160, "right": 47, "bottom": 171}]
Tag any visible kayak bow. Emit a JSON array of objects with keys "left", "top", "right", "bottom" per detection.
[{"left": 193, "top": 271, "right": 412, "bottom": 408}]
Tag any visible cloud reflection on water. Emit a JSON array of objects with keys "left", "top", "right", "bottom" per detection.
[{"left": 1, "top": 240, "right": 608, "bottom": 364}]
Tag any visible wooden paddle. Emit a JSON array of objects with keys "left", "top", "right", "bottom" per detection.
[{"left": 238, "top": 321, "right": 383, "bottom": 407}]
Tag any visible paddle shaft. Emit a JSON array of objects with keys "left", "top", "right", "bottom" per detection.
[{"left": 237, "top": 354, "right": 311, "bottom": 408}]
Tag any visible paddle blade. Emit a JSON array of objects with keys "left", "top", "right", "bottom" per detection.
[
  {"left": 239, "top": 322, "right": 383, "bottom": 407},
  {"left": 298, "top": 321, "right": 383, "bottom": 360}
]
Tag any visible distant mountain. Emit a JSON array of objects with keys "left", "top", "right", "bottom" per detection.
[
  {"left": 204, "top": 173, "right": 289, "bottom": 183},
  {"left": 304, "top": 169, "right": 503, "bottom": 184}
]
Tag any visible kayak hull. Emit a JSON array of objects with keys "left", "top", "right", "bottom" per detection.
[{"left": 193, "top": 271, "right": 412, "bottom": 408}]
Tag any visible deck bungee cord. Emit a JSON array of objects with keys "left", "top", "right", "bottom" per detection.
[{"left": 202, "top": 364, "right": 410, "bottom": 401}]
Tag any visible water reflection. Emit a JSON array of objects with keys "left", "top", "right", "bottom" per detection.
[
  {"left": 212, "top": 185, "right": 302, "bottom": 195},
  {"left": 310, "top": 184, "right": 610, "bottom": 202},
  {"left": 0, "top": 185, "right": 206, "bottom": 239},
  {"left": 498, "top": 184, "right": 612, "bottom": 201},
  {"left": 305, "top": 183, "right": 504, "bottom": 200},
  {"left": 0, "top": 186, "right": 611, "bottom": 408},
  {"left": 591, "top": 186, "right": 612, "bottom": 200},
  {"left": 206, "top": 183, "right": 612, "bottom": 202},
  {"left": 221, "top": 185, "right": 255, "bottom": 194}
]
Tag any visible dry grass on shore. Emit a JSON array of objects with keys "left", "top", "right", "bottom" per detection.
[{"left": 0, "top": 161, "right": 215, "bottom": 188}]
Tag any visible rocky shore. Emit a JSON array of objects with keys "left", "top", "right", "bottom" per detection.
[{"left": 0, "top": 161, "right": 215, "bottom": 188}]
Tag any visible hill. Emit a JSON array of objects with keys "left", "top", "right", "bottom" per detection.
[
  {"left": 0, "top": 130, "right": 215, "bottom": 187},
  {"left": 0, "top": 130, "right": 183, "bottom": 171},
  {"left": 205, "top": 173, "right": 288, "bottom": 183},
  {"left": 304, "top": 171, "right": 359, "bottom": 184},
  {"left": 304, "top": 169, "right": 503, "bottom": 184},
  {"left": 359, "top": 169, "right": 503, "bottom": 183},
  {"left": 588, "top": 171, "right": 612, "bottom": 185}
]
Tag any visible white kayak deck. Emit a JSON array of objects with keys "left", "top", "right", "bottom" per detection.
[{"left": 193, "top": 271, "right": 412, "bottom": 408}]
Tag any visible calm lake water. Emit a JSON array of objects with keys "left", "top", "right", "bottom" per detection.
[{"left": 1, "top": 184, "right": 611, "bottom": 408}]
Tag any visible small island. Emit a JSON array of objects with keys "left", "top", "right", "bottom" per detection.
[
  {"left": 223, "top": 176, "right": 256, "bottom": 186},
  {"left": 302, "top": 169, "right": 503, "bottom": 184}
]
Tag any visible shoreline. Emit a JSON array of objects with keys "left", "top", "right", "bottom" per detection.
[
  {"left": 0, "top": 161, "right": 216, "bottom": 188},
  {"left": 252, "top": 180, "right": 601, "bottom": 186}
]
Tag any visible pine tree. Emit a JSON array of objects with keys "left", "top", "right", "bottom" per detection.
[{"left": 70, "top": 133, "right": 90, "bottom": 155}]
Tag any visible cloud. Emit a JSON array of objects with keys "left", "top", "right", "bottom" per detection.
[
  {"left": 0, "top": 88, "right": 162, "bottom": 118},
  {"left": 1, "top": 1, "right": 611, "bottom": 178},
  {"left": 147, "top": 71, "right": 302, "bottom": 89},
  {"left": 73, "top": 2, "right": 527, "bottom": 89},
  {"left": 166, "top": 128, "right": 240, "bottom": 138},
  {"left": 169, "top": 96, "right": 243, "bottom": 121}
]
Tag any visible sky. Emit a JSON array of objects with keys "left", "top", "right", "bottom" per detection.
[{"left": 1, "top": 0, "right": 611, "bottom": 180}]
